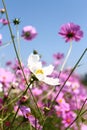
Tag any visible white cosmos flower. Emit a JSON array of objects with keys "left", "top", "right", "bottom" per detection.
[{"left": 28, "top": 53, "right": 60, "bottom": 86}]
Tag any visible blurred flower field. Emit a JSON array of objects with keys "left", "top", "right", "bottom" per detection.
[{"left": 0, "top": 0, "right": 87, "bottom": 130}]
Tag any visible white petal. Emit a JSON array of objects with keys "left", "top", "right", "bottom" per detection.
[
  {"left": 42, "top": 77, "right": 60, "bottom": 86},
  {"left": 43, "top": 65, "right": 54, "bottom": 75},
  {"left": 28, "top": 53, "right": 42, "bottom": 72},
  {"left": 35, "top": 74, "right": 44, "bottom": 81},
  {"left": 28, "top": 53, "right": 40, "bottom": 64},
  {"left": 28, "top": 62, "right": 42, "bottom": 73}
]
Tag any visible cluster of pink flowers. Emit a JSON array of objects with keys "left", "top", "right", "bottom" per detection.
[{"left": 0, "top": 50, "right": 86, "bottom": 130}]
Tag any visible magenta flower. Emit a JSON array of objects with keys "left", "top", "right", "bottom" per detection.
[
  {"left": 20, "top": 106, "right": 31, "bottom": 119},
  {"left": 53, "top": 53, "right": 64, "bottom": 60},
  {"left": 59, "top": 22, "right": 83, "bottom": 42},
  {"left": 0, "top": 18, "right": 9, "bottom": 25},
  {"left": 0, "top": 34, "right": 2, "bottom": 45},
  {"left": 21, "top": 26, "right": 37, "bottom": 41},
  {"left": 62, "top": 111, "right": 76, "bottom": 127}
]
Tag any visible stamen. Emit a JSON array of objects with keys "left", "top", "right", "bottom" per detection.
[{"left": 35, "top": 69, "right": 44, "bottom": 74}]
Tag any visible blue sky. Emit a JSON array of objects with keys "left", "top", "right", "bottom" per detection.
[{"left": 0, "top": 0, "right": 87, "bottom": 75}]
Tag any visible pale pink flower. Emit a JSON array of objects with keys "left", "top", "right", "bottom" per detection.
[
  {"left": 0, "top": 18, "right": 9, "bottom": 25},
  {"left": 21, "top": 25, "right": 37, "bottom": 41},
  {"left": 0, "top": 68, "right": 14, "bottom": 83},
  {"left": 81, "top": 124, "right": 87, "bottom": 130}
]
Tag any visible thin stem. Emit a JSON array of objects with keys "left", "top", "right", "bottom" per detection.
[
  {"left": 11, "top": 105, "right": 20, "bottom": 127},
  {"left": 80, "top": 109, "right": 87, "bottom": 117},
  {"left": 35, "top": 117, "right": 37, "bottom": 130},
  {"left": 0, "top": 41, "right": 12, "bottom": 49},
  {"left": 0, "top": 37, "right": 22, "bottom": 50},
  {"left": 14, "top": 120, "right": 24, "bottom": 130},
  {"left": 5, "top": 79, "right": 34, "bottom": 130},
  {"left": 50, "top": 48, "right": 87, "bottom": 109},
  {"left": 0, "top": 81, "right": 33, "bottom": 111},
  {"left": 60, "top": 42, "right": 72, "bottom": 73},
  {"left": 16, "top": 24, "right": 21, "bottom": 60},
  {"left": 40, "top": 87, "right": 55, "bottom": 101},
  {"left": 2, "top": 0, "right": 43, "bottom": 121},
  {"left": 1, "top": 111, "right": 4, "bottom": 130},
  {"left": 65, "top": 98, "right": 87, "bottom": 130}
]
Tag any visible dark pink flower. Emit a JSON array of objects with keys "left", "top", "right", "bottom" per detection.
[
  {"left": 6, "top": 61, "right": 12, "bottom": 66},
  {"left": 59, "top": 22, "right": 83, "bottom": 42},
  {"left": 21, "top": 26, "right": 37, "bottom": 41},
  {"left": 5, "top": 121, "right": 10, "bottom": 127},
  {"left": 0, "top": 34, "right": 2, "bottom": 45},
  {"left": 20, "top": 106, "right": 31, "bottom": 119},
  {"left": 0, "top": 18, "right": 9, "bottom": 25},
  {"left": 20, "top": 106, "right": 42, "bottom": 129},
  {"left": 53, "top": 53, "right": 64, "bottom": 60},
  {"left": 62, "top": 111, "right": 76, "bottom": 127}
]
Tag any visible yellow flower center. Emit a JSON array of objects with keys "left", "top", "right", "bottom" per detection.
[
  {"left": 58, "top": 99, "right": 63, "bottom": 103},
  {"left": 72, "top": 86, "right": 77, "bottom": 91},
  {"left": 26, "top": 112, "right": 31, "bottom": 117},
  {"left": 66, "top": 118, "right": 71, "bottom": 123},
  {"left": 35, "top": 69, "right": 44, "bottom": 74}
]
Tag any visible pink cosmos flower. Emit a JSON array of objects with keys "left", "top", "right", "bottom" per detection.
[
  {"left": 20, "top": 106, "right": 31, "bottom": 119},
  {"left": 0, "top": 68, "right": 14, "bottom": 92},
  {"left": 32, "top": 87, "right": 42, "bottom": 96},
  {"left": 21, "top": 25, "right": 37, "bottom": 41},
  {"left": 0, "top": 18, "right": 9, "bottom": 25},
  {"left": 81, "top": 124, "right": 87, "bottom": 130},
  {"left": 53, "top": 53, "right": 64, "bottom": 60},
  {"left": 5, "top": 61, "right": 12, "bottom": 66},
  {"left": 0, "top": 34, "right": 2, "bottom": 45},
  {"left": 53, "top": 53, "right": 64, "bottom": 67},
  {"left": 58, "top": 22, "right": 83, "bottom": 42},
  {"left": 0, "top": 68, "right": 14, "bottom": 83},
  {"left": 20, "top": 106, "right": 42, "bottom": 129},
  {"left": 62, "top": 111, "right": 76, "bottom": 127},
  {"left": 56, "top": 92, "right": 70, "bottom": 113}
]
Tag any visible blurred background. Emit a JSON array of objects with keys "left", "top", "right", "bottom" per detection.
[{"left": 0, "top": 0, "right": 87, "bottom": 76}]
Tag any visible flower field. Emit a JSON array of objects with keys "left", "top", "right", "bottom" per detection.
[{"left": 0, "top": 1, "right": 87, "bottom": 130}]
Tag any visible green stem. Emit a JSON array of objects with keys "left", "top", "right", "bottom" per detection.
[
  {"left": 2, "top": 0, "right": 43, "bottom": 121},
  {"left": 16, "top": 24, "right": 21, "bottom": 61},
  {"left": 65, "top": 98, "right": 87, "bottom": 130},
  {"left": 1, "top": 81, "right": 33, "bottom": 111},
  {"left": 60, "top": 42, "right": 72, "bottom": 72},
  {"left": 50, "top": 48, "right": 87, "bottom": 109},
  {"left": 5, "top": 79, "right": 34, "bottom": 130},
  {"left": 10, "top": 105, "right": 20, "bottom": 129}
]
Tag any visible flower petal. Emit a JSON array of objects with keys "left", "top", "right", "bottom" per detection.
[
  {"left": 43, "top": 77, "right": 60, "bottom": 86},
  {"left": 43, "top": 65, "right": 54, "bottom": 75}
]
